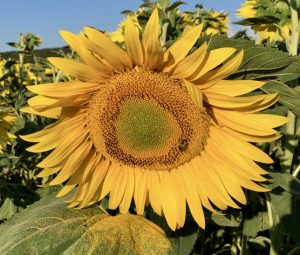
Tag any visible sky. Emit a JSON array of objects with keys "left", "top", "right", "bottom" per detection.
[{"left": 0, "top": 0, "right": 244, "bottom": 52}]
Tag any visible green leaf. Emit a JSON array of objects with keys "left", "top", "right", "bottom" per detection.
[
  {"left": 0, "top": 198, "right": 17, "bottom": 221},
  {"left": 0, "top": 195, "right": 105, "bottom": 255},
  {"left": 234, "top": 16, "right": 280, "bottom": 26},
  {"left": 269, "top": 172, "right": 300, "bottom": 195},
  {"left": 270, "top": 189, "right": 300, "bottom": 246},
  {"left": 64, "top": 214, "right": 171, "bottom": 255},
  {"left": 169, "top": 221, "right": 198, "bottom": 255},
  {"left": 202, "top": 35, "right": 300, "bottom": 83},
  {"left": 208, "top": 212, "right": 241, "bottom": 227},
  {"left": 242, "top": 210, "right": 270, "bottom": 237},
  {"left": 261, "top": 80, "right": 300, "bottom": 116},
  {"left": 0, "top": 195, "right": 171, "bottom": 255}
]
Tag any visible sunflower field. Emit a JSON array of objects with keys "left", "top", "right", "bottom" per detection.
[{"left": 0, "top": 0, "right": 300, "bottom": 254}]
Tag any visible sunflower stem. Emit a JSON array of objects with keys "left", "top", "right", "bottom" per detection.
[
  {"left": 288, "top": 0, "right": 300, "bottom": 56},
  {"left": 281, "top": 110, "right": 297, "bottom": 172},
  {"left": 266, "top": 195, "right": 282, "bottom": 255},
  {"left": 160, "top": 21, "right": 169, "bottom": 49}
]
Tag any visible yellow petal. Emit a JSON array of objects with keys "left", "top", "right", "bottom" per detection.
[
  {"left": 167, "top": 42, "right": 208, "bottom": 79},
  {"left": 48, "top": 57, "right": 106, "bottom": 82},
  {"left": 37, "top": 129, "right": 89, "bottom": 168},
  {"left": 204, "top": 92, "right": 269, "bottom": 109},
  {"left": 179, "top": 166, "right": 205, "bottom": 228},
  {"left": 196, "top": 50, "right": 243, "bottom": 84},
  {"left": 109, "top": 166, "right": 128, "bottom": 210},
  {"left": 203, "top": 80, "right": 265, "bottom": 96},
  {"left": 134, "top": 168, "right": 148, "bottom": 215},
  {"left": 36, "top": 167, "right": 61, "bottom": 178},
  {"left": 148, "top": 170, "right": 162, "bottom": 215},
  {"left": 27, "top": 81, "right": 101, "bottom": 98},
  {"left": 225, "top": 127, "right": 282, "bottom": 143},
  {"left": 142, "top": 9, "right": 163, "bottom": 70},
  {"left": 159, "top": 171, "right": 183, "bottom": 230},
  {"left": 21, "top": 113, "right": 84, "bottom": 142},
  {"left": 210, "top": 126, "right": 274, "bottom": 164},
  {"left": 191, "top": 48, "right": 236, "bottom": 81},
  {"left": 164, "top": 24, "right": 203, "bottom": 69},
  {"left": 119, "top": 166, "right": 135, "bottom": 213},
  {"left": 191, "top": 156, "right": 229, "bottom": 210},
  {"left": 80, "top": 158, "right": 110, "bottom": 207},
  {"left": 124, "top": 16, "right": 144, "bottom": 66},
  {"left": 59, "top": 30, "right": 113, "bottom": 75},
  {"left": 49, "top": 142, "right": 92, "bottom": 185},
  {"left": 83, "top": 27, "right": 132, "bottom": 72},
  {"left": 240, "top": 93, "right": 279, "bottom": 113},
  {"left": 184, "top": 80, "right": 203, "bottom": 108},
  {"left": 21, "top": 106, "right": 61, "bottom": 119},
  {"left": 99, "top": 161, "right": 120, "bottom": 200},
  {"left": 205, "top": 152, "right": 247, "bottom": 204},
  {"left": 211, "top": 108, "right": 287, "bottom": 136},
  {"left": 198, "top": 152, "right": 240, "bottom": 208}
]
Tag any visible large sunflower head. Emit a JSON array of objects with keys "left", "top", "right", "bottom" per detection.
[{"left": 22, "top": 10, "right": 287, "bottom": 230}]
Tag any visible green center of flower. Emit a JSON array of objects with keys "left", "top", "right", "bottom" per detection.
[{"left": 116, "top": 99, "right": 172, "bottom": 151}]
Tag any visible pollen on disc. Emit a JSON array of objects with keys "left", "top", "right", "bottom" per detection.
[{"left": 87, "top": 68, "right": 210, "bottom": 170}]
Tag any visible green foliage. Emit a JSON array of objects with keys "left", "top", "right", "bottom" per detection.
[
  {"left": 169, "top": 221, "right": 198, "bottom": 255},
  {"left": 200, "top": 34, "right": 300, "bottom": 117},
  {"left": 270, "top": 189, "right": 300, "bottom": 246},
  {"left": 0, "top": 195, "right": 171, "bottom": 255},
  {"left": 0, "top": 33, "right": 73, "bottom": 223}
]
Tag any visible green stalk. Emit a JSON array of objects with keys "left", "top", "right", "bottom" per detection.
[
  {"left": 18, "top": 52, "right": 25, "bottom": 100},
  {"left": 281, "top": 110, "right": 297, "bottom": 171},
  {"left": 266, "top": 197, "right": 282, "bottom": 255},
  {"left": 288, "top": 0, "right": 300, "bottom": 56},
  {"left": 283, "top": 0, "right": 300, "bottom": 173},
  {"left": 269, "top": 3, "right": 299, "bottom": 255},
  {"left": 160, "top": 21, "right": 169, "bottom": 50}
]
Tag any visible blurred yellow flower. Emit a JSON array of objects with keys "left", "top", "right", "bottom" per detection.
[
  {"left": 23, "top": 10, "right": 286, "bottom": 230},
  {"left": 237, "top": 0, "right": 291, "bottom": 42},
  {"left": 0, "top": 110, "right": 16, "bottom": 154},
  {"left": 111, "top": 12, "right": 142, "bottom": 43}
]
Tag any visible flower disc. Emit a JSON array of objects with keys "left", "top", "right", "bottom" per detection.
[{"left": 87, "top": 68, "right": 210, "bottom": 170}]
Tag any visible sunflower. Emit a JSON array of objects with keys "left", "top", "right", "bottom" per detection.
[
  {"left": 111, "top": 12, "right": 141, "bottom": 44},
  {"left": 237, "top": 0, "right": 291, "bottom": 43},
  {"left": 0, "top": 110, "right": 16, "bottom": 154},
  {"left": 22, "top": 10, "right": 286, "bottom": 230}
]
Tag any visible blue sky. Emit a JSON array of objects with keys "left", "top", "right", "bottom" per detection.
[{"left": 0, "top": 0, "right": 243, "bottom": 52}]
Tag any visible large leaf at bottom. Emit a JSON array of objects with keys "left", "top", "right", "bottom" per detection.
[
  {"left": 0, "top": 195, "right": 171, "bottom": 255},
  {"left": 0, "top": 195, "right": 105, "bottom": 255}
]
